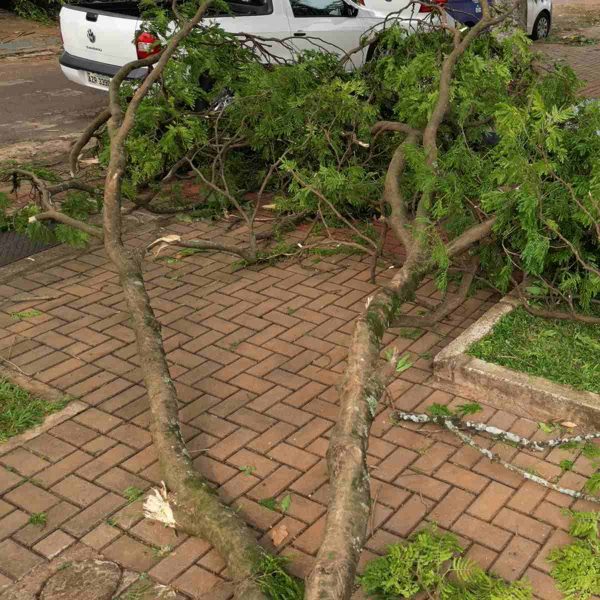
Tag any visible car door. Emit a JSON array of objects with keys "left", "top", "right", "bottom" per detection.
[
  {"left": 283, "top": 0, "right": 375, "bottom": 64},
  {"left": 210, "top": 0, "right": 294, "bottom": 62}
]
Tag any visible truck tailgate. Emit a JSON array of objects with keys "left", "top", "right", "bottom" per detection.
[{"left": 60, "top": 4, "right": 140, "bottom": 66}]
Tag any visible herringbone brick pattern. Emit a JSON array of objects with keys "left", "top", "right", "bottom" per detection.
[
  {"left": 538, "top": 42, "right": 600, "bottom": 97},
  {"left": 0, "top": 220, "right": 597, "bottom": 599}
]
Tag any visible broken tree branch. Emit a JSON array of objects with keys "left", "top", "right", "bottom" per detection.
[
  {"left": 394, "top": 411, "right": 600, "bottom": 452},
  {"left": 100, "top": 3, "right": 268, "bottom": 598},
  {"left": 394, "top": 411, "right": 600, "bottom": 504},
  {"left": 305, "top": 5, "right": 520, "bottom": 598},
  {"left": 69, "top": 107, "right": 111, "bottom": 176},
  {"left": 5, "top": 169, "right": 104, "bottom": 239}
]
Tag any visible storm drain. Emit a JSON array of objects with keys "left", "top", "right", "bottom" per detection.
[{"left": 0, "top": 230, "right": 59, "bottom": 268}]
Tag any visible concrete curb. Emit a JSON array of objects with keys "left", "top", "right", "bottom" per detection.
[
  {"left": 433, "top": 296, "right": 600, "bottom": 428},
  {"left": 0, "top": 36, "right": 60, "bottom": 59}
]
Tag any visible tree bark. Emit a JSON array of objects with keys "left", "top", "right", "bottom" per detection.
[
  {"left": 99, "top": 3, "right": 269, "bottom": 598},
  {"left": 304, "top": 260, "right": 428, "bottom": 600},
  {"left": 305, "top": 4, "right": 518, "bottom": 597},
  {"left": 101, "top": 247, "right": 267, "bottom": 599}
]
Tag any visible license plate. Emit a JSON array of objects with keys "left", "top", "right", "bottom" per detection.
[{"left": 86, "top": 72, "right": 111, "bottom": 88}]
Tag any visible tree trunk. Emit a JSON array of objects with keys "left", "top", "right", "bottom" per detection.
[
  {"left": 304, "top": 262, "right": 428, "bottom": 600},
  {"left": 97, "top": 4, "right": 269, "bottom": 596},
  {"left": 102, "top": 204, "right": 268, "bottom": 599}
]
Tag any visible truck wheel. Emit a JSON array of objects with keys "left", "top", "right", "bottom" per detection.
[{"left": 531, "top": 11, "right": 551, "bottom": 40}]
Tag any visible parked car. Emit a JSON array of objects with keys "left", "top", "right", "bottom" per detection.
[
  {"left": 59, "top": 0, "right": 424, "bottom": 90},
  {"left": 366, "top": 0, "right": 552, "bottom": 40},
  {"left": 58, "top": 0, "right": 549, "bottom": 92}
]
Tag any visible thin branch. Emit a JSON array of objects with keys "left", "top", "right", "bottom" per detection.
[
  {"left": 522, "top": 303, "right": 600, "bottom": 325},
  {"left": 186, "top": 159, "right": 252, "bottom": 229},
  {"left": 394, "top": 412, "right": 600, "bottom": 504},
  {"left": 371, "top": 121, "right": 422, "bottom": 138},
  {"left": 395, "top": 411, "right": 600, "bottom": 451},
  {"left": 147, "top": 234, "right": 252, "bottom": 261},
  {"left": 69, "top": 108, "right": 111, "bottom": 176},
  {"left": 6, "top": 168, "right": 53, "bottom": 211},
  {"left": 5, "top": 169, "right": 103, "bottom": 239},
  {"left": 544, "top": 220, "right": 600, "bottom": 279},
  {"left": 47, "top": 180, "right": 100, "bottom": 196},
  {"left": 29, "top": 211, "right": 103, "bottom": 239},
  {"left": 446, "top": 217, "right": 497, "bottom": 257},
  {"left": 289, "top": 170, "right": 378, "bottom": 252}
]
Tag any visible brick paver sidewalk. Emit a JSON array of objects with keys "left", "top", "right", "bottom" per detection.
[
  {"left": 537, "top": 42, "right": 600, "bottom": 98},
  {"left": 0, "top": 220, "right": 597, "bottom": 599}
]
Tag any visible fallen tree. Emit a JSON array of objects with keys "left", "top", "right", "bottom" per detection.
[{"left": 2, "top": 0, "right": 599, "bottom": 598}]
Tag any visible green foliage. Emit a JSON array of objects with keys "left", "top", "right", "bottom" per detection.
[
  {"left": 560, "top": 459, "right": 575, "bottom": 472},
  {"left": 255, "top": 554, "right": 304, "bottom": 600},
  {"left": 395, "top": 353, "right": 412, "bottom": 374},
  {"left": 28, "top": 512, "right": 47, "bottom": 528},
  {"left": 549, "top": 511, "right": 600, "bottom": 599},
  {"left": 10, "top": 309, "right": 42, "bottom": 320},
  {"left": 258, "top": 494, "right": 292, "bottom": 513},
  {"left": 2, "top": 188, "right": 99, "bottom": 247},
  {"left": 584, "top": 473, "right": 600, "bottom": 495},
  {"left": 11, "top": 0, "right": 64, "bottom": 21},
  {"left": 468, "top": 307, "right": 600, "bottom": 394},
  {"left": 0, "top": 379, "right": 69, "bottom": 442},
  {"left": 425, "top": 402, "right": 482, "bottom": 420},
  {"left": 124, "top": 17, "right": 594, "bottom": 306},
  {"left": 9, "top": 2, "right": 592, "bottom": 311},
  {"left": 360, "top": 526, "right": 531, "bottom": 599},
  {"left": 239, "top": 465, "right": 257, "bottom": 476},
  {"left": 123, "top": 486, "right": 145, "bottom": 504},
  {"left": 0, "top": 193, "right": 11, "bottom": 232}
]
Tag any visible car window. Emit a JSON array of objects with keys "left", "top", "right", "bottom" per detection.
[
  {"left": 290, "top": 0, "right": 354, "bottom": 17},
  {"left": 208, "top": 0, "right": 272, "bottom": 16}
]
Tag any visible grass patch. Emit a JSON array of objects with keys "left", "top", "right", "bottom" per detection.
[
  {"left": 255, "top": 554, "right": 304, "bottom": 600},
  {"left": 123, "top": 486, "right": 144, "bottom": 504},
  {"left": 10, "top": 309, "right": 42, "bottom": 321},
  {"left": 28, "top": 512, "right": 47, "bottom": 528},
  {"left": 0, "top": 379, "right": 69, "bottom": 442},
  {"left": 468, "top": 307, "right": 600, "bottom": 395}
]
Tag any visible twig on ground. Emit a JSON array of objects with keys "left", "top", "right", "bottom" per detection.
[{"left": 393, "top": 411, "right": 600, "bottom": 504}]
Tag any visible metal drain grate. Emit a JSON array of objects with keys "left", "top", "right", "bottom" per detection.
[{"left": 0, "top": 231, "right": 59, "bottom": 268}]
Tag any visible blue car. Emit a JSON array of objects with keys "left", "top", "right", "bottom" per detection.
[
  {"left": 446, "top": 0, "right": 484, "bottom": 25},
  {"left": 421, "top": 0, "right": 552, "bottom": 39}
]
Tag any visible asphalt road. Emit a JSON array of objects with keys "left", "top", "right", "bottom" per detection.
[{"left": 0, "top": 54, "right": 105, "bottom": 149}]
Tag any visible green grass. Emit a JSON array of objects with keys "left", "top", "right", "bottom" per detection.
[
  {"left": 28, "top": 512, "right": 47, "bottom": 528},
  {"left": 0, "top": 379, "right": 69, "bottom": 442},
  {"left": 123, "top": 486, "right": 144, "bottom": 504},
  {"left": 10, "top": 309, "right": 42, "bottom": 321},
  {"left": 468, "top": 307, "right": 600, "bottom": 395}
]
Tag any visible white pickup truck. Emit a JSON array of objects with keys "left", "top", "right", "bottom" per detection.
[
  {"left": 59, "top": 0, "right": 551, "bottom": 91},
  {"left": 59, "top": 0, "right": 411, "bottom": 90}
]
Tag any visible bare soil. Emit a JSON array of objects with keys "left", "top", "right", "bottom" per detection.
[
  {"left": 551, "top": 0, "right": 600, "bottom": 41},
  {"left": 0, "top": 8, "right": 58, "bottom": 45}
]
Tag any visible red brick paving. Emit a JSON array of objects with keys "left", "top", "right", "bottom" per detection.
[
  {"left": 538, "top": 42, "right": 600, "bottom": 97},
  {"left": 0, "top": 219, "right": 598, "bottom": 600}
]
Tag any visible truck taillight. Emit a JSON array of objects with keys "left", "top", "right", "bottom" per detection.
[
  {"left": 136, "top": 31, "right": 161, "bottom": 59},
  {"left": 419, "top": 0, "right": 447, "bottom": 12}
]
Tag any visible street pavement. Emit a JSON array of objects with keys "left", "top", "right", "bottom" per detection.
[{"left": 0, "top": 54, "right": 105, "bottom": 152}]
